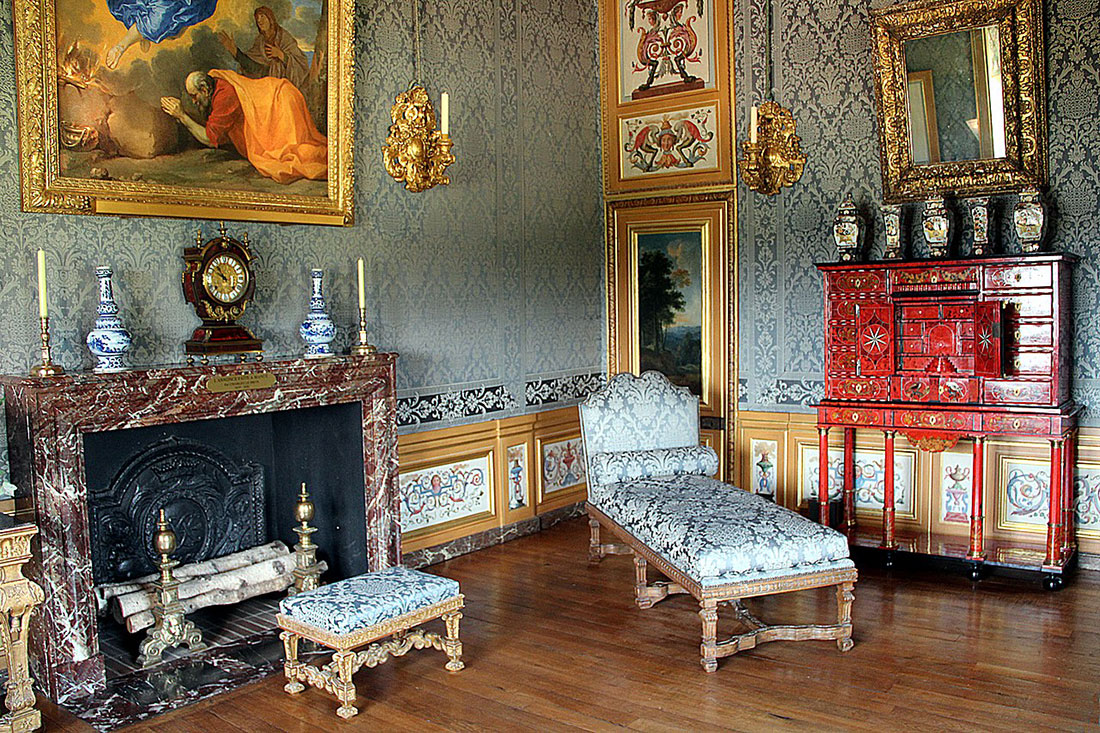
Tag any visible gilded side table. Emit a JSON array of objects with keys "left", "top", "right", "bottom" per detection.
[{"left": 0, "top": 516, "right": 43, "bottom": 732}]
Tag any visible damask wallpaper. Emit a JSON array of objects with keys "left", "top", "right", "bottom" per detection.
[
  {"left": 735, "top": 0, "right": 1100, "bottom": 424},
  {"left": 0, "top": 0, "right": 604, "bottom": 431}
]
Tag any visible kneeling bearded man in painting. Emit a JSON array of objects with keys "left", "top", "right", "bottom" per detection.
[{"left": 160, "top": 69, "right": 327, "bottom": 183}]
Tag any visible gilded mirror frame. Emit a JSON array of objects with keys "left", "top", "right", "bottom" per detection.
[{"left": 871, "top": 0, "right": 1046, "bottom": 202}]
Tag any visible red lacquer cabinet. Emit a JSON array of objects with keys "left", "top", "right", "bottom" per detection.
[{"left": 815, "top": 254, "right": 1079, "bottom": 588}]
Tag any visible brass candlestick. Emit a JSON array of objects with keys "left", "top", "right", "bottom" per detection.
[
  {"left": 137, "top": 510, "right": 206, "bottom": 668},
  {"left": 289, "top": 483, "right": 323, "bottom": 595},
  {"left": 29, "top": 316, "right": 64, "bottom": 377},
  {"left": 352, "top": 307, "right": 377, "bottom": 356}
]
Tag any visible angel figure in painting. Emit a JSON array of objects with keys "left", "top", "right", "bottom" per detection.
[
  {"left": 104, "top": 0, "right": 219, "bottom": 68},
  {"left": 159, "top": 69, "right": 327, "bottom": 183}
]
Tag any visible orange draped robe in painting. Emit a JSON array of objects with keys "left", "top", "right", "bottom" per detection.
[{"left": 207, "top": 69, "right": 327, "bottom": 183}]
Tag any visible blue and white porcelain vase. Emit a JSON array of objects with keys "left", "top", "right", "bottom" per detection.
[
  {"left": 85, "top": 266, "right": 132, "bottom": 373},
  {"left": 299, "top": 269, "right": 335, "bottom": 358}
]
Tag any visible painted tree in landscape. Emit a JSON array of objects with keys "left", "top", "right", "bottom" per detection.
[{"left": 638, "top": 250, "right": 687, "bottom": 351}]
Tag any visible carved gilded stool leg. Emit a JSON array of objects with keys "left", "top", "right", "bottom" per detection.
[
  {"left": 699, "top": 599, "right": 719, "bottom": 673},
  {"left": 332, "top": 649, "right": 359, "bottom": 719},
  {"left": 443, "top": 610, "right": 465, "bottom": 672},
  {"left": 280, "top": 631, "right": 305, "bottom": 694},
  {"left": 835, "top": 581, "right": 855, "bottom": 652}
]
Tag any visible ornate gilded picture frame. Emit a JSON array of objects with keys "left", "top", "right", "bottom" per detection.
[
  {"left": 606, "top": 194, "right": 737, "bottom": 463},
  {"left": 14, "top": 0, "right": 354, "bottom": 225},
  {"left": 598, "top": 0, "right": 735, "bottom": 196},
  {"left": 871, "top": 0, "right": 1046, "bottom": 201}
]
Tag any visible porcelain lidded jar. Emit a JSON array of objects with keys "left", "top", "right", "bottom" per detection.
[
  {"left": 1013, "top": 187, "right": 1046, "bottom": 253},
  {"left": 968, "top": 196, "right": 993, "bottom": 256},
  {"left": 921, "top": 195, "right": 952, "bottom": 258},
  {"left": 832, "top": 196, "right": 864, "bottom": 262},
  {"left": 882, "top": 204, "right": 905, "bottom": 259},
  {"left": 86, "top": 266, "right": 132, "bottom": 373},
  {"left": 299, "top": 269, "right": 336, "bottom": 358}
]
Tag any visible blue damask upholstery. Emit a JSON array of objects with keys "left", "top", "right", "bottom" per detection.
[
  {"left": 579, "top": 372, "right": 699, "bottom": 456},
  {"left": 279, "top": 566, "right": 460, "bottom": 636},
  {"left": 589, "top": 445, "right": 719, "bottom": 487},
  {"left": 589, "top": 474, "right": 852, "bottom": 586}
]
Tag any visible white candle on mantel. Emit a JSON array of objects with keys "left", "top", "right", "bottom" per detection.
[
  {"left": 750, "top": 105, "right": 758, "bottom": 144},
  {"left": 36, "top": 248, "right": 47, "bottom": 319},
  {"left": 441, "top": 92, "right": 450, "bottom": 136},
  {"left": 357, "top": 258, "right": 365, "bottom": 311}
]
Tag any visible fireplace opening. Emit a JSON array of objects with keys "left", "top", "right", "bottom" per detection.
[{"left": 82, "top": 402, "right": 366, "bottom": 677}]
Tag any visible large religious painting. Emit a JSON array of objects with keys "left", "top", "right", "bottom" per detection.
[
  {"left": 599, "top": 0, "right": 732, "bottom": 195},
  {"left": 634, "top": 229, "right": 703, "bottom": 395},
  {"left": 13, "top": 0, "right": 354, "bottom": 225}
]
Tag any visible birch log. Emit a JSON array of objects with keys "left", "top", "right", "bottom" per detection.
[
  {"left": 95, "top": 541, "right": 290, "bottom": 615},
  {"left": 124, "top": 573, "right": 298, "bottom": 633},
  {"left": 110, "top": 553, "right": 299, "bottom": 621}
]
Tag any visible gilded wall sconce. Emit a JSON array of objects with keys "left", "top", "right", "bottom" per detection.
[
  {"left": 382, "top": 85, "right": 455, "bottom": 193},
  {"left": 738, "top": 100, "right": 806, "bottom": 196}
]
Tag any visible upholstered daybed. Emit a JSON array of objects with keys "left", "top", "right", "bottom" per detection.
[{"left": 580, "top": 372, "right": 857, "bottom": 672}]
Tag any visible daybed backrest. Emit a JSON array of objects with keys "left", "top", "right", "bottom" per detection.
[{"left": 580, "top": 371, "right": 699, "bottom": 458}]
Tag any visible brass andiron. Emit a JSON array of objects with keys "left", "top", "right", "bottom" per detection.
[
  {"left": 382, "top": 85, "right": 455, "bottom": 193},
  {"left": 289, "top": 483, "right": 323, "bottom": 595},
  {"left": 30, "top": 316, "right": 64, "bottom": 377},
  {"left": 137, "top": 510, "right": 206, "bottom": 668},
  {"left": 352, "top": 307, "right": 377, "bottom": 356},
  {"left": 739, "top": 100, "right": 807, "bottom": 196}
]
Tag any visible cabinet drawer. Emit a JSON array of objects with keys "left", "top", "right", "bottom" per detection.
[
  {"left": 829, "top": 300, "right": 858, "bottom": 320},
  {"left": 983, "top": 379, "right": 1052, "bottom": 405},
  {"left": 901, "top": 305, "right": 940, "bottom": 320},
  {"left": 1006, "top": 351, "right": 1052, "bottom": 375},
  {"left": 830, "top": 324, "right": 858, "bottom": 346},
  {"left": 895, "top": 410, "right": 979, "bottom": 431},
  {"left": 999, "top": 295, "right": 1052, "bottom": 318},
  {"left": 985, "top": 264, "right": 1052, "bottom": 290},
  {"left": 938, "top": 378, "right": 977, "bottom": 403},
  {"left": 894, "top": 376, "right": 935, "bottom": 402},
  {"left": 824, "top": 407, "right": 885, "bottom": 426},
  {"left": 828, "top": 378, "right": 890, "bottom": 400},
  {"left": 1007, "top": 322, "right": 1052, "bottom": 347},
  {"left": 830, "top": 270, "right": 887, "bottom": 294},
  {"left": 827, "top": 350, "right": 858, "bottom": 374},
  {"left": 983, "top": 413, "right": 1053, "bottom": 435}
]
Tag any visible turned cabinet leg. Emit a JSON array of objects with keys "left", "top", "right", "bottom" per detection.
[
  {"left": 967, "top": 437, "right": 985, "bottom": 562},
  {"left": 332, "top": 649, "right": 359, "bottom": 719},
  {"left": 843, "top": 428, "right": 856, "bottom": 534},
  {"left": 443, "top": 610, "right": 465, "bottom": 672},
  {"left": 880, "top": 430, "right": 898, "bottom": 550},
  {"left": 280, "top": 631, "right": 305, "bottom": 694},
  {"left": 588, "top": 517, "right": 603, "bottom": 565},
  {"left": 1063, "top": 431, "right": 1077, "bottom": 562},
  {"left": 835, "top": 582, "right": 855, "bottom": 652},
  {"left": 818, "top": 427, "right": 831, "bottom": 525},
  {"left": 699, "top": 599, "right": 719, "bottom": 673}
]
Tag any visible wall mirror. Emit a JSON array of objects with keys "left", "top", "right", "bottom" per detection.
[{"left": 871, "top": 0, "right": 1046, "bottom": 201}]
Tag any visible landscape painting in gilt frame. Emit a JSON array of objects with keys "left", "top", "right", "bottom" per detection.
[
  {"left": 606, "top": 195, "right": 732, "bottom": 418},
  {"left": 13, "top": 0, "right": 354, "bottom": 225}
]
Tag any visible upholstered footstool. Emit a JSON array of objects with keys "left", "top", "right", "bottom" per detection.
[{"left": 276, "top": 566, "right": 464, "bottom": 719}]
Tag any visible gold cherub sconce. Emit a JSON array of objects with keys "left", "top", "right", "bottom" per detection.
[
  {"left": 739, "top": 100, "right": 807, "bottom": 196},
  {"left": 382, "top": 85, "right": 455, "bottom": 193}
]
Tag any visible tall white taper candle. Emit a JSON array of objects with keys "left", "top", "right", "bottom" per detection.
[
  {"left": 357, "top": 258, "right": 365, "bottom": 311},
  {"left": 36, "top": 249, "right": 47, "bottom": 319},
  {"left": 441, "top": 92, "right": 450, "bottom": 136}
]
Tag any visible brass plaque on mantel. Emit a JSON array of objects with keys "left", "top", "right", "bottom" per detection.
[{"left": 204, "top": 373, "right": 277, "bottom": 394}]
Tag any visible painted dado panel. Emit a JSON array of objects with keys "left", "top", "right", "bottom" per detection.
[
  {"left": 734, "top": 0, "right": 1100, "bottom": 424},
  {"left": 399, "top": 407, "right": 585, "bottom": 553},
  {"left": 0, "top": 0, "right": 603, "bottom": 435},
  {"left": 736, "top": 410, "right": 1100, "bottom": 554}
]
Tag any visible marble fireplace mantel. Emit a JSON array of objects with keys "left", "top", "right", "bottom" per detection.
[{"left": 0, "top": 355, "right": 400, "bottom": 704}]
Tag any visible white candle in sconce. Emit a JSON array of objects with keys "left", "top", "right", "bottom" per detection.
[
  {"left": 750, "top": 105, "right": 758, "bottom": 144},
  {"left": 441, "top": 92, "right": 449, "bottom": 136}
]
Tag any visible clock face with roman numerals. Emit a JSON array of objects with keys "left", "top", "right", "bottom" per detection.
[{"left": 202, "top": 253, "right": 249, "bottom": 304}]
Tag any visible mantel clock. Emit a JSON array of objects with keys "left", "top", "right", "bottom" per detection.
[{"left": 182, "top": 226, "right": 263, "bottom": 364}]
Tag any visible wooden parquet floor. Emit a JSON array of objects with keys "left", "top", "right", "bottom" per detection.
[{"left": 42, "top": 516, "right": 1100, "bottom": 731}]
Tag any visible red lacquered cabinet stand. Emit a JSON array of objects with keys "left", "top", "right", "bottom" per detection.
[{"left": 815, "top": 253, "right": 1079, "bottom": 589}]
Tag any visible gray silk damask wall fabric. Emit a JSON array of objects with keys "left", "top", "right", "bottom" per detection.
[
  {"left": 735, "top": 0, "right": 1100, "bottom": 424},
  {"left": 0, "top": 0, "right": 603, "bottom": 430}
]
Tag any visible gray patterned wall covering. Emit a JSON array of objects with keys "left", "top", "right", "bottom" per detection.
[
  {"left": 0, "top": 0, "right": 604, "bottom": 432},
  {"left": 735, "top": 0, "right": 1100, "bottom": 424}
]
